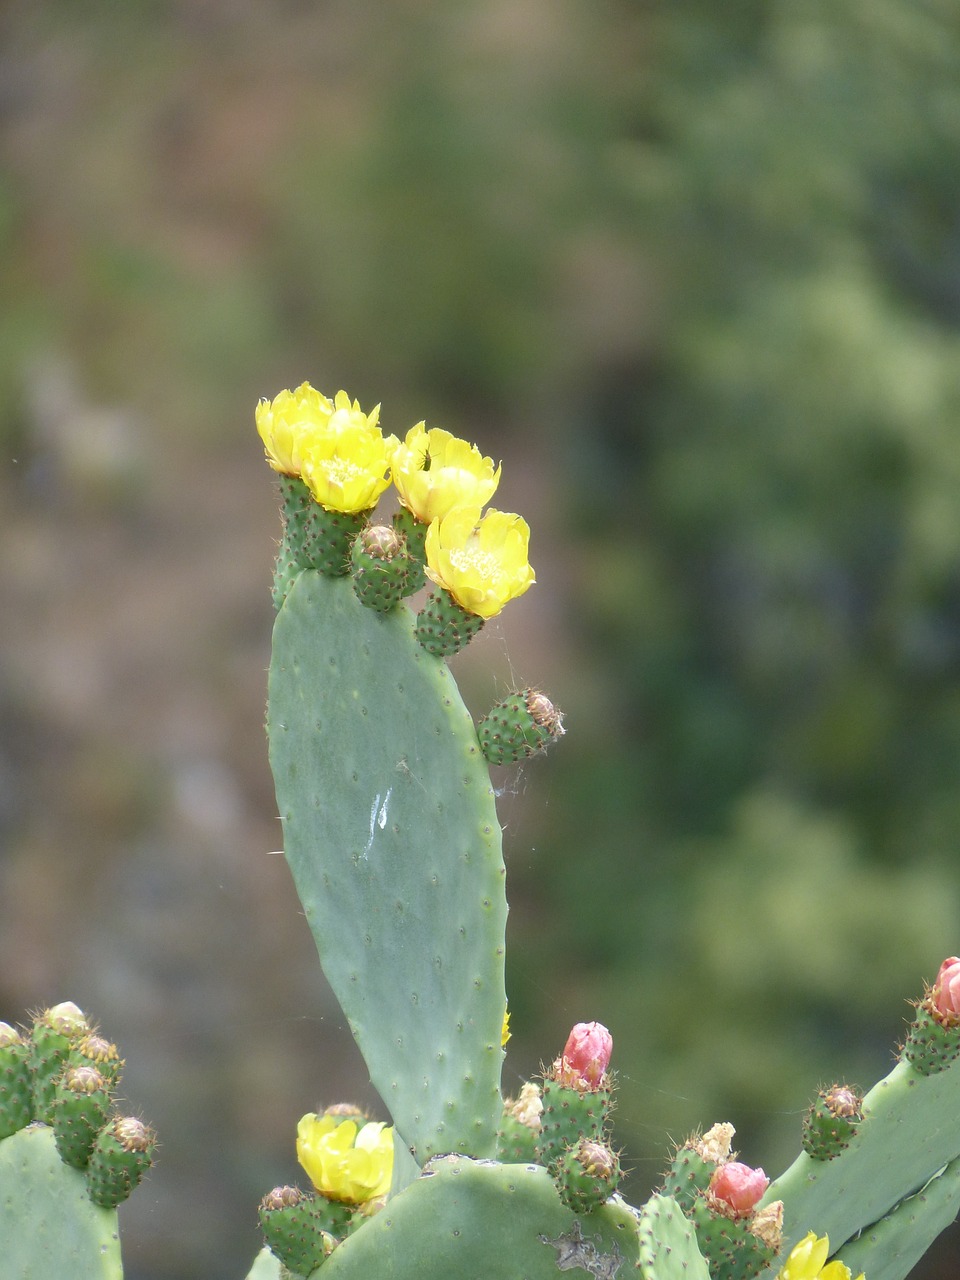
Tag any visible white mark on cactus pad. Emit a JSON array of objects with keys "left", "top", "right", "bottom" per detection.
[{"left": 362, "top": 789, "right": 393, "bottom": 858}]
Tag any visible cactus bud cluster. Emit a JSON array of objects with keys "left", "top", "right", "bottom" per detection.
[
  {"left": 661, "top": 1123, "right": 783, "bottom": 1280},
  {"left": 0, "top": 1002, "right": 155, "bottom": 1208},
  {"left": 535, "top": 1023, "right": 620, "bottom": 1211}
]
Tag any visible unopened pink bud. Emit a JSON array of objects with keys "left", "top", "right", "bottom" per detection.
[
  {"left": 707, "top": 1161, "right": 769, "bottom": 1218},
  {"left": 559, "top": 1022, "right": 613, "bottom": 1090},
  {"left": 932, "top": 957, "right": 960, "bottom": 1021}
]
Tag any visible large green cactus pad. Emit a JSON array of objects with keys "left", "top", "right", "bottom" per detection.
[
  {"left": 268, "top": 572, "right": 508, "bottom": 1165},
  {"left": 323, "top": 1158, "right": 705, "bottom": 1280},
  {"left": 245, "top": 1176, "right": 710, "bottom": 1280},
  {"left": 760, "top": 1057, "right": 960, "bottom": 1276},
  {"left": 833, "top": 1154, "right": 960, "bottom": 1280},
  {"left": 0, "top": 1124, "right": 123, "bottom": 1279}
]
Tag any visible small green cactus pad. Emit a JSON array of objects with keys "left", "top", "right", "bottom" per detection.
[
  {"left": 258, "top": 1186, "right": 333, "bottom": 1277},
  {"left": 497, "top": 1085, "right": 543, "bottom": 1164},
  {"left": 85, "top": 1115, "right": 156, "bottom": 1208},
  {"left": 350, "top": 525, "right": 419, "bottom": 613},
  {"left": 30, "top": 1002, "right": 91, "bottom": 1124},
  {"left": 637, "top": 1193, "right": 712, "bottom": 1280},
  {"left": 760, "top": 1056, "right": 960, "bottom": 1276},
  {"left": 901, "top": 998, "right": 960, "bottom": 1076},
  {"left": 553, "top": 1139, "right": 621, "bottom": 1214},
  {"left": 0, "top": 1024, "right": 33, "bottom": 1138},
  {"left": 0, "top": 1124, "right": 122, "bottom": 1279},
  {"left": 268, "top": 572, "right": 508, "bottom": 1165},
  {"left": 537, "top": 1077, "right": 611, "bottom": 1169},
  {"left": 272, "top": 477, "right": 369, "bottom": 607},
  {"left": 800, "top": 1084, "right": 863, "bottom": 1161},
  {"left": 832, "top": 1154, "right": 960, "bottom": 1280},
  {"left": 477, "top": 690, "right": 564, "bottom": 766},
  {"left": 414, "top": 588, "right": 484, "bottom": 657},
  {"left": 660, "top": 1139, "right": 725, "bottom": 1211},
  {"left": 52, "top": 1066, "right": 111, "bottom": 1169}
]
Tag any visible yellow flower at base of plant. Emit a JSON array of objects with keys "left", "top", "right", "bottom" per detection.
[
  {"left": 392, "top": 423, "right": 501, "bottom": 524},
  {"left": 424, "top": 506, "right": 535, "bottom": 620},
  {"left": 777, "top": 1232, "right": 864, "bottom": 1280},
  {"left": 256, "top": 382, "right": 335, "bottom": 477},
  {"left": 296, "top": 1113, "right": 394, "bottom": 1204}
]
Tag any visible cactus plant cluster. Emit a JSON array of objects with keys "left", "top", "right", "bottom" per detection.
[
  {"left": 6, "top": 380, "right": 960, "bottom": 1277},
  {"left": 0, "top": 1002, "right": 156, "bottom": 1279},
  {"left": 245, "top": 381, "right": 960, "bottom": 1280}
]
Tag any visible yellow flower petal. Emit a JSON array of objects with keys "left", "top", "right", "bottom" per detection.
[
  {"left": 392, "top": 423, "right": 501, "bottom": 524},
  {"left": 777, "top": 1233, "right": 845, "bottom": 1280},
  {"left": 256, "top": 382, "right": 334, "bottom": 476},
  {"left": 296, "top": 1113, "right": 393, "bottom": 1204},
  {"left": 501, "top": 1008, "right": 511, "bottom": 1047},
  {"left": 425, "top": 507, "right": 535, "bottom": 620},
  {"left": 300, "top": 421, "right": 399, "bottom": 514}
]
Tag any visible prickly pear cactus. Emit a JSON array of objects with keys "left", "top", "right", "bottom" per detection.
[{"left": 253, "top": 383, "right": 960, "bottom": 1280}]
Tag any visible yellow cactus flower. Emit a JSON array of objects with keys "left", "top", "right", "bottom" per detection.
[
  {"left": 777, "top": 1232, "right": 864, "bottom": 1280},
  {"left": 296, "top": 1113, "right": 394, "bottom": 1204},
  {"left": 256, "top": 382, "right": 335, "bottom": 477},
  {"left": 300, "top": 420, "right": 398, "bottom": 514},
  {"left": 391, "top": 423, "right": 501, "bottom": 524},
  {"left": 501, "top": 1007, "right": 511, "bottom": 1047},
  {"left": 424, "top": 506, "right": 535, "bottom": 620}
]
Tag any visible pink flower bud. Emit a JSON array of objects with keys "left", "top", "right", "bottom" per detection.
[
  {"left": 707, "top": 1161, "right": 769, "bottom": 1218},
  {"left": 558, "top": 1022, "right": 613, "bottom": 1090},
  {"left": 932, "top": 957, "right": 960, "bottom": 1021}
]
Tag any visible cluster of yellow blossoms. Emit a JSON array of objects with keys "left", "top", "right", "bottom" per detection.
[
  {"left": 256, "top": 382, "right": 534, "bottom": 620},
  {"left": 296, "top": 1112, "right": 394, "bottom": 1206},
  {"left": 777, "top": 1232, "right": 865, "bottom": 1280}
]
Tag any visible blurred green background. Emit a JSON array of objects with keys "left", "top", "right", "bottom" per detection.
[{"left": 3, "top": 1, "right": 960, "bottom": 1276}]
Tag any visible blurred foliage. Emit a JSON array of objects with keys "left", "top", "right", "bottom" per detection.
[{"left": 3, "top": 1, "right": 960, "bottom": 1276}]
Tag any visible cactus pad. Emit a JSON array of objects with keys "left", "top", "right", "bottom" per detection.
[{"left": 268, "top": 572, "right": 508, "bottom": 1165}]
